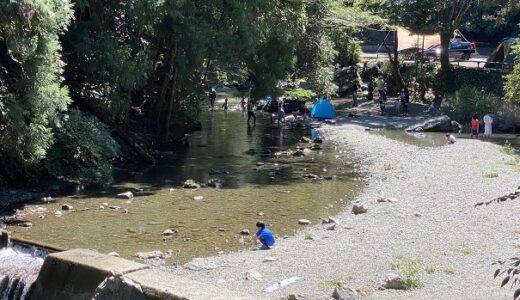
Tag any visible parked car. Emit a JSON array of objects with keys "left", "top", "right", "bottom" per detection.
[{"left": 423, "top": 39, "right": 475, "bottom": 60}]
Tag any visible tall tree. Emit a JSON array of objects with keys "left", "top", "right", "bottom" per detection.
[{"left": 0, "top": 0, "right": 73, "bottom": 182}]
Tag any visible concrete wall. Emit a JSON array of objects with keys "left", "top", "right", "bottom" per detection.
[{"left": 28, "top": 249, "right": 253, "bottom": 300}]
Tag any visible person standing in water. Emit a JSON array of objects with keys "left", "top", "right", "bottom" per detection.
[
  {"left": 247, "top": 98, "right": 256, "bottom": 126},
  {"left": 255, "top": 221, "right": 275, "bottom": 250},
  {"left": 222, "top": 98, "right": 229, "bottom": 110},
  {"left": 470, "top": 115, "right": 480, "bottom": 139},
  {"left": 208, "top": 88, "right": 216, "bottom": 109},
  {"left": 240, "top": 96, "right": 246, "bottom": 112}
]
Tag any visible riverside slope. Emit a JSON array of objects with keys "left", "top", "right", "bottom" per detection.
[{"left": 169, "top": 123, "right": 519, "bottom": 300}]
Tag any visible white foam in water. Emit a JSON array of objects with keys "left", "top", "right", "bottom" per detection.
[{"left": 0, "top": 244, "right": 47, "bottom": 300}]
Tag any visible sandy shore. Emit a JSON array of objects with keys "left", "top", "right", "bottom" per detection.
[{"left": 168, "top": 123, "right": 520, "bottom": 300}]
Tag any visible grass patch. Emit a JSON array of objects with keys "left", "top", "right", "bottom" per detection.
[
  {"left": 482, "top": 171, "right": 499, "bottom": 178},
  {"left": 453, "top": 244, "right": 473, "bottom": 255},
  {"left": 390, "top": 256, "right": 424, "bottom": 289},
  {"left": 318, "top": 274, "right": 355, "bottom": 290},
  {"left": 384, "top": 163, "right": 392, "bottom": 171},
  {"left": 424, "top": 265, "right": 436, "bottom": 274},
  {"left": 502, "top": 141, "right": 516, "bottom": 155},
  {"left": 444, "top": 267, "right": 457, "bottom": 275},
  {"left": 304, "top": 232, "right": 314, "bottom": 240}
]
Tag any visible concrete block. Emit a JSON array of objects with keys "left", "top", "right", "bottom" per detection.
[{"left": 28, "top": 249, "right": 148, "bottom": 300}]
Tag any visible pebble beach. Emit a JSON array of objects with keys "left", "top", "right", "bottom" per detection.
[{"left": 170, "top": 122, "right": 520, "bottom": 300}]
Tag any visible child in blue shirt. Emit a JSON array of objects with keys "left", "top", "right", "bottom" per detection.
[{"left": 255, "top": 221, "right": 275, "bottom": 250}]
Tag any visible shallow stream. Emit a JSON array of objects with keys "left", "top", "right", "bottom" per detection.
[{"left": 7, "top": 110, "right": 362, "bottom": 264}]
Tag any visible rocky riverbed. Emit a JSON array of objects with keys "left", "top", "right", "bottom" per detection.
[{"left": 167, "top": 122, "right": 520, "bottom": 299}]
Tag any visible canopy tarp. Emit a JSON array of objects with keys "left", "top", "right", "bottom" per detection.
[{"left": 311, "top": 99, "right": 336, "bottom": 120}]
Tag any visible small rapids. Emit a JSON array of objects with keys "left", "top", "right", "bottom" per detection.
[{"left": 0, "top": 244, "right": 47, "bottom": 300}]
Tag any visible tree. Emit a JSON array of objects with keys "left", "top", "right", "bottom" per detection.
[
  {"left": 504, "top": 41, "right": 520, "bottom": 105},
  {"left": 0, "top": 0, "right": 73, "bottom": 182},
  {"left": 382, "top": 0, "right": 474, "bottom": 87}
]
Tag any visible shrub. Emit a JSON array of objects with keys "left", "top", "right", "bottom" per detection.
[
  {"left": 284, "top": 88, "right": 317, "bottom": 101},
  {"left": 445, "top": 85, "right": 501, "bottom": 124},
  {"left": 45, "top": 109, "right": 120, "bottom": 185}
]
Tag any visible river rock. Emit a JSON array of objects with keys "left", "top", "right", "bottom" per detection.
[
  {"left": 352, "top": 204, "right": 368, "bottom": 215},
  {"left": 245, "top": 269, "right": 263, "bottom": 281},
  {"left": 322, "top": 217, "right": 339, "bottom": 224},
  {"left": 298, "top": 219, "right": 311, "bottom": 225},
  {"left": 256, "top": 162, "right": 265, "bottom": 166},
  {"left": 405, "top": 115, "right": 453, "bottom": 132},
  {"left": 162, "top": 229, "right": 177, "bottom": 236},
  {"left": 54, "top": 210, "right": 63, "bottom": 217},
  {"left": 93, "top": 275, "right": 147, "bottom": 300},
  {"left": 240, "top": 229, "right": 250, "bottom": 235},
  {"left": 117, "top": 191, "right": 134, "bottom": 199},
  {"left": 183, "top": 179, "right": 200, "bottom": 189},
  {"left": 136, "top": 251, "right": 164, "bottom": 260},
  {"left": 257, "top": 211, "right": 264, "bottom": 216},
  {"left": 304, "top": 173, "right": 320, "bottom": 180},
  {"left": 206, "top": 179, "right": 223, "bottom": 188},
  {"left": 311, "top": 144, "right": 322, "bottom": 150},
  {"left": 61, "top": 204, "right": 74, "bottom": 211},
  {"left": 326, "top": 224, "right": 336, "bottom": 231},
  {"left": 108, "top": 252, "right": 120, "bottom": 257},
  {"left": 384, "top": 273, "right": 406, "bottom": 289},
  {"left": 193, "top": 196, "right": 204, "bottom": 201},
  {"left": 333, "top": 285, "right": 359, "bottom": 300},
  {"left": 293, "top": 150, "right": 304, "bottom": 157},
  {"left": 300, "top": 136, "right": 312, "bottom": 143},
  {"left": 313, "top": 137, "right": 323, "bottom": 144}
]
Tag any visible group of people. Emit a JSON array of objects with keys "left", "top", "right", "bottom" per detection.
[
  {"left": 445, "top": 113, "right": 494, "bottom": 145},
  {"left": 470, "top": 113, "right": 494, "bottom": 140},
  {"left": 208, "top": 89, "right": 257, "bottom": 126},
  {"left": 376, "top": 78, "right": 410, "bottom": 116}
]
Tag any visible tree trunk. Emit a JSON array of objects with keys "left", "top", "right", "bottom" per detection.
[
  {"left": 164, "top": 69, "right": 178, "bottom": 141},
  {"left": 439, "top": 30, "right": 452, "bottom": 86}
]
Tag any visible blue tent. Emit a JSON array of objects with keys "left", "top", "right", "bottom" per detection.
[{"left": 311, "top": 99, "right": 336, "bottom": 120}]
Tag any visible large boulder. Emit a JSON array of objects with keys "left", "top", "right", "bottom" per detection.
[
  {"left": 92, "top": 275, "right": 147, "bottom": 300},
  {"left": 405, "top": 115, "right": 453, "bottom": 132}
]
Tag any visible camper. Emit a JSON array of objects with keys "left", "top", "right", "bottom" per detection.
[{"left": 485, "top": 37, "right": 518, "bottom": 69}]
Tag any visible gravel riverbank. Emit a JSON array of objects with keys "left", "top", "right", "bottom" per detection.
[{"left": 168, "top": 123, "right": 520, "bottom": 300}]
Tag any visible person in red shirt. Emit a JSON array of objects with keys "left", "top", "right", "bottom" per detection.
[{"left": 470, "top": 115, "right": 480, "bottom": 138}]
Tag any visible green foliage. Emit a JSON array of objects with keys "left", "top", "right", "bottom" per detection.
[
  {"left": 505, "top": 43, "right": 520, "bottom": 105},
  {"left": 390, "top": 256, "right": 424, "bottom": 289},
  {"left": 493, "top": 257, "right": 520, "bottom": 299},
  {"left": 0, "top": 0, "right": 73, "bottom": 182},
  {"left": 304, "top": 232, "right": 314, "bottom": 240},
  {"left": 285, "top": 88, "right": 317, "bottom": 101},
  {"left": 445, "top": 85, "right": 501, "bottom": 124},
  {"left": 45, "top": 110, "right": 119, "bottom": 185}
]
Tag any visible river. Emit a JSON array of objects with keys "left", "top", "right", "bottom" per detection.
[{"left": 6, "top": 109, "right": 362, "bottom": 264}]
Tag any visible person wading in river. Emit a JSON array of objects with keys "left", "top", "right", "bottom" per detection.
[
  {"left": 247, "top": 98, "right": 256, "bottom": 126},
  {"left": 470, "top": 115, "right": 480, "bottom": 139},
  {"left": 255, "top": 221, "right": 275, "bottom": 250}
]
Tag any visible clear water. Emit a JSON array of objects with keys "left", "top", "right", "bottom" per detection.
[
  {"left": 371, "top": 130, "right": 520, "bottom": 149},
  {"left": 8, "top": 110, "right": 362, "bottom": 264}
]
